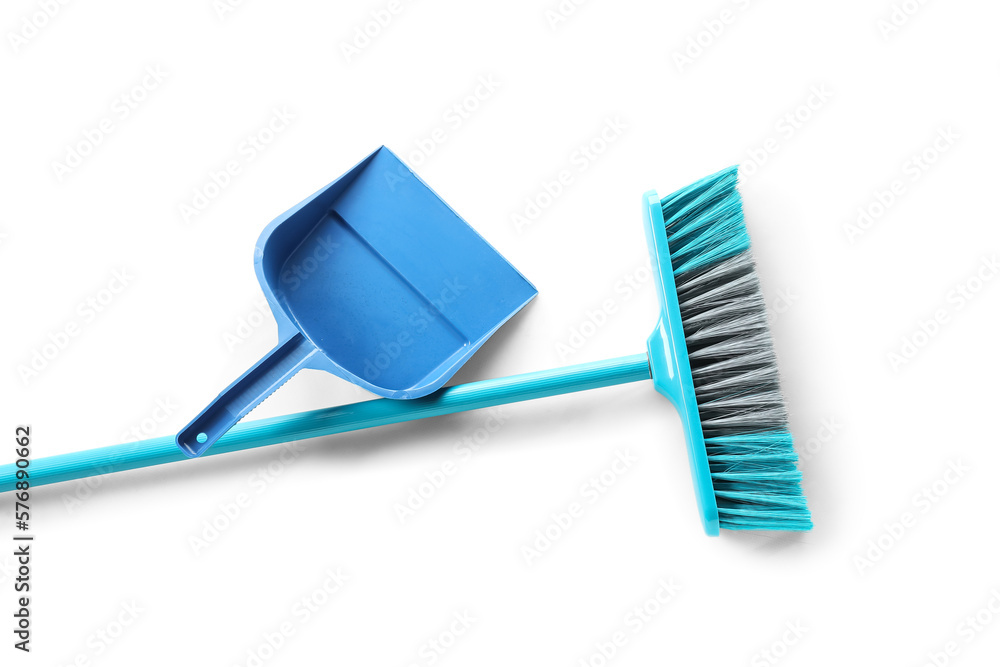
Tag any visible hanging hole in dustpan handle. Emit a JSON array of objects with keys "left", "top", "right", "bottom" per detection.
[{"left": 176, "top": 333, "right": 319, "bottom": 458}]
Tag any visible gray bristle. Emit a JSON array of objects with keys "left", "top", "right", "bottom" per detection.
[{"left": 661, "top": 166, "right": 812, "bottom": 532}]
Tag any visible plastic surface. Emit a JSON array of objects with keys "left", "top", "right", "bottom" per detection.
[
  {"left": 22, "top": 183, "right": 724, "bottom": 537},
  {"left": 177, "top": 146, "right": 537, "bottom": 457},
  {"left": 641, "top": 190, "right": 720, "bottom": 536},
  {"left": 6, "top": 355, "right": 652, "bottom": 491}
]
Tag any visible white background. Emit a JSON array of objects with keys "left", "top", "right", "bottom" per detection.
[{"left": 2, "top": 1, "right": 999, "bottom": 665}]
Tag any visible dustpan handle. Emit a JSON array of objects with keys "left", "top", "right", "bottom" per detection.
[
  {"left": 1, "top": 354, "right": 651, "bottom": 492},
  {"left": 176, "top": 332, "right": 319, "bottom": 457}
]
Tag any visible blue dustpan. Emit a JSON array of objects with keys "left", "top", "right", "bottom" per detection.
[{"left": 176, "top": 146, "right": 536, "bottom": 457}]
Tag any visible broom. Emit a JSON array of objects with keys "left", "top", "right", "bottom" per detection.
[{"left": 1, "top": 167, "right": 811, "bottom": 534}]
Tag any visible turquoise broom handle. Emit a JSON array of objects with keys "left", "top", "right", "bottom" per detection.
[{"left": 0, "top": 354, "right": 651, "bottom": 493}]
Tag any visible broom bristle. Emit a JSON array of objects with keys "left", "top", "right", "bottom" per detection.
[{"left": 660, "top": 166, "right": 812, "bottom": 531}]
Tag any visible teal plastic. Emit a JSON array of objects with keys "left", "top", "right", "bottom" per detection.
[
  {"left": 1, "top": 193, "right": 724, "bottom": 536},
  {"left": 0, "top": 355, "right": 651, "bottom": 493},
  {"left": 641, "top": 190, "right": 720, "bottom": 536},
  {"left": 176, "top": 146, "right": 537, "bottom": 458}
]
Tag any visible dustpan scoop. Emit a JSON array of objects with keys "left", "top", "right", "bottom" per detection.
[{"left": 176, "top": 146, "right": 536, "bottom": 457}]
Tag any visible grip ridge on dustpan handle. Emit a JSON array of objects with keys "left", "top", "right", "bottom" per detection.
[
  {"left": 176, "top": 332, "right": 319, "bottom": 457},
  {"left": 1, "top": 354, "right": 651, "bottom": 492}
]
